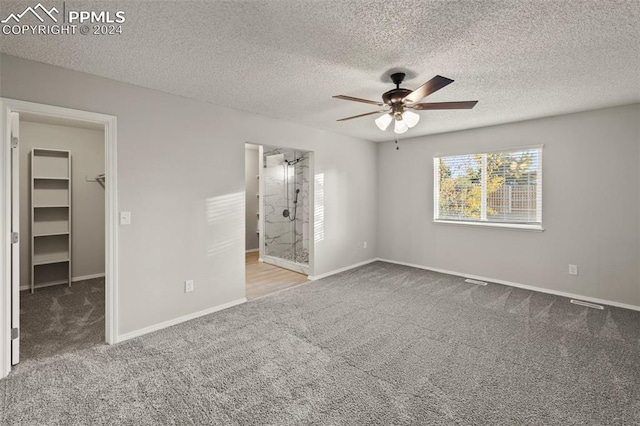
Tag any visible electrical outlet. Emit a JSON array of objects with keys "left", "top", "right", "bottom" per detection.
[
  {"left": 185, "top": 280, "right": 194, "bottom": 293},
  {"left": 568, "top": 265, "right": 578, "bottom": 276},
  {"left": 363, "top": 241, "right": 368, "bottom": 249}
]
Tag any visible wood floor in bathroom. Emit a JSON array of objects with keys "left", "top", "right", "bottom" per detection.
[{"left": 245, "top": 251, "right": 309, "bottom": 300}]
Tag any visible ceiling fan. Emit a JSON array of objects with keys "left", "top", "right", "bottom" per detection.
[{"left": 333, "top": 73, "right": 478, "bottom": 134}]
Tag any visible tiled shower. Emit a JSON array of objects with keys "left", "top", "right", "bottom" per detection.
[{"left": 262, "top": 147, "right": 310, "bottom": 274}]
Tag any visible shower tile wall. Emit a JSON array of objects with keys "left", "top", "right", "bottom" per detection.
[{"left": 263, "top": 148, "right": 309, "bottom": 265}]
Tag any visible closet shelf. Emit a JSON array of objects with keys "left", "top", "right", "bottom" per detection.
[
  {"left": 33, "top": 177, "right": 69, "bottom": 180},
  {"left": 33, "top": 232, "right": 70, "bottom": 238},
  {"left": 30, "top": 148, "right": 72, "bottom": 293},
  {"left": 33, "top": 255, "right": 70, "bottom": 266}
]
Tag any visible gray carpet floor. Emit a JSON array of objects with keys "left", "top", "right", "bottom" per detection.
[
  {"left": 19, "top": 278, "right": 105, "bottom": 362},
  {"left": 1, "top": 262, "right": 639, "bottom": 425}
]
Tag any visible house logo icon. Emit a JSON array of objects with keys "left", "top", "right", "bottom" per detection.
[{"left": 1, "top": 3, "right": 59, "bottom": 24}]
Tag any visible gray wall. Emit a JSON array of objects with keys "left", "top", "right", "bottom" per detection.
[
  {"left": 378, "top": 104, "right": 640, "bottom": 307},
  {"left": 244, "top": 146, "right": 259, "bottom": 251},
  {"left": 0, "top": 54, "right": 378, "bottom": 336},
  {"left": 19, "top": 121, "right": 105, "bottom": 288}
]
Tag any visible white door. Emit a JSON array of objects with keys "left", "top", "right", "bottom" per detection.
[{"left": 10, "top": 112, "right": 20, "bottom": 365}]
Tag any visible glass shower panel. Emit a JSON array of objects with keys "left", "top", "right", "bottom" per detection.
[{"left": 263, "top": 148, "right": 309, "bottom": 268}]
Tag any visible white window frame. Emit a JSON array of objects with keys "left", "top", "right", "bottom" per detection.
[{"left": 433, "top": 145, "right": 543, "bottom": 231}]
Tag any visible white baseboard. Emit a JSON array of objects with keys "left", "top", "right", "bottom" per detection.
[
  {"left": 73, "top": 273, "right": 106, "bottom": 282},
  {"left": 20, "top": 280, "right": 66, "bottom": 291},
  {"left": 245, "top": 248, "right": 259, "bottom": 253},
  {"left": 117, "top": 298, "right": 247, "bottom": 343},
  {"left": 378, "top": 258, "right": 640, "bottom": 312},
  {"left": 308, "top": 258, "right": 378, "bottom": 281},
  {"left": 19, "top": 273, "right": 106, "bottom": 291}
]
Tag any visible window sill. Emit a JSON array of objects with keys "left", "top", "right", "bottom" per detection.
[{"left": 433, "top": 220, "right": 544, "bottom": 232}]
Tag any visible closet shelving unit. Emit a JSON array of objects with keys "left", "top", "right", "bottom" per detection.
[{"left": 30, "top": 148, "right": 72, "bottom": 293}]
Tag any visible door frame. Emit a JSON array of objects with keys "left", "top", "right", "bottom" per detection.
[{"left": 0, "top": 98, "right": 118, "bottom": 379}]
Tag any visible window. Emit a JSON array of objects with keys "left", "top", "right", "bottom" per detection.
[{"left": 434, "top": 146, "right": 542, "bottom": 230}]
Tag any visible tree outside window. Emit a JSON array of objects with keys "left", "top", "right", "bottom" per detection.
[{"left": 435, "top": 147, "right": 542, "bottom": 225}]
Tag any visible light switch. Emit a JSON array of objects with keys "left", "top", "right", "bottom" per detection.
[{"left": 120, "top": 211, "right": 131, "bottom": 225}]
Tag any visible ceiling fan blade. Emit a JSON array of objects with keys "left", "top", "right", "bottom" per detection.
[
  {"left": 333, "top": 95, "right": 384, "bottom": 106},
  {"left": 403, "top": 75, "right": 454, "bottom": 103},
  {"left": 411, "top": 101, "right": 478, "bottom": 110},
  {"left": 336, "top": 110, "right": 387, "bottom": 121}
]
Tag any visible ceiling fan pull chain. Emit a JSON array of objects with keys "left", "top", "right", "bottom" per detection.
[{"left": 395, "top": 138, "right": 399, "bottom": 150}]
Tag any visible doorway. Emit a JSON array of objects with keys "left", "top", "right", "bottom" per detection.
[
  {"left": 1, "top": 99, "right": 118, "bottom": 378},
  {"left": 19, "top": 114, "right": 105, "bottom": 361},
  {"left": 244, "top": 143, "right": 311, "bottom": 300}
]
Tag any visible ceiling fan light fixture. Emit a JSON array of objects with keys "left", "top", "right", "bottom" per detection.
[
  {"left": 333, "top": 73, "right": 477, "bottom": 134},
  {"left": 394, "top": 118, "right": 408, "bottom": 134},
  {"left": 402, "top": 110, "right": 420, "bottom": 128},
  {"left": 375, "top": 113, "right": 393, "bottom": 131}
]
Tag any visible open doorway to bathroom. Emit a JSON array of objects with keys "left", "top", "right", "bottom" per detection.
[{"left": 244, "top": 143, "right": 310, "bottom": 300}]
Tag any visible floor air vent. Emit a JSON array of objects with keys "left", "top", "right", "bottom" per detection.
[
  {"left": 464, "top": 278, "right": 487, "bottom": 286},
  {"left": 570, "top": 299, "right": 604, "bottom": 310}
]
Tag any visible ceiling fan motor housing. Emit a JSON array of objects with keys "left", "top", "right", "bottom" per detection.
[
  {"left": 382, "top": 88, "right": 412, "bottom": 106},
  {"left": 383, "top": 72, "right": 411, "bottom": 119}
]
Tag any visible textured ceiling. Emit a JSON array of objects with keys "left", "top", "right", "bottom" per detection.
[{"left": 1, "top": 0, "right": 639, "bottom": 142}]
